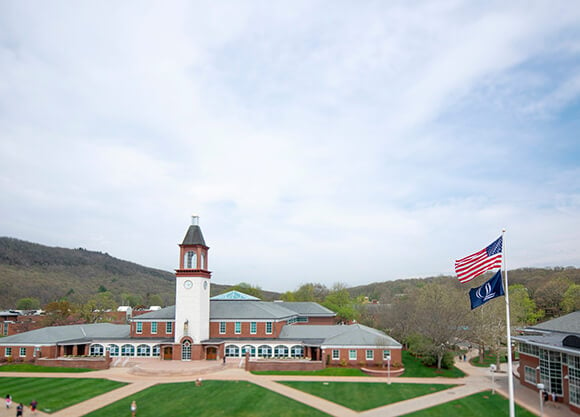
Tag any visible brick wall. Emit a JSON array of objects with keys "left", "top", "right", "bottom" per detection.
[
  {"left": 35, "top": 357, "right": 111, "bottom": 370},
  {"left": 246, "top": 360, "right": 325, "bottom": 372}
]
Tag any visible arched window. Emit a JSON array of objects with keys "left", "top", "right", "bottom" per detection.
[
  {"left": 258, "top": 345, "right": 272, "bottom": 358},
  {"left": 152, "top": 345, "right": 160, "bottom": 357},
  {"left": 184, "top": 251, "right": 197, "bottom": 269},
  {"left": 290, "top": 345, "right": 303, "bottom": 358},
  {"left": 182, "top": 341, "right": 191, "bottom": 360},
  {"left": 90, "top": 344, "right": 104, "bottom": 356},
  {"left": 137, "top": 344, "right": 151, "bottom": 357},
  {"left": 241, "top": 345, "right": 256, "bottom": 357},
  {"left": 201, "top": 253, "right": 206, "bottom": 269},
  {"left": 121, "top": 344, "right": 135, "bottom": 356},
  {"left": 274, "top": 345, "right": 288, "bottom": 358},
  {"left": 109, "top": 344, "right": 120, "bottom": 357},
  {"left": 225, "top": 345, "right": 240, "bottom": 357}
]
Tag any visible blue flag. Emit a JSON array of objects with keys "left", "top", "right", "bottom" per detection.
[{"left": 469, "top": 270, "right": 505, "bottom": 310}]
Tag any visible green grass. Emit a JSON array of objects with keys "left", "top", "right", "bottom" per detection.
[
  {"left": 251, "top": 367, "right": 367, "bottom": 376},
  {"left": 401, "top": 390, "right": 537, "bottom": 417},
  {"left": 0, "top": 377, "right": 127, "bottom": 413},
  {"left": 280, "top": 381, "right": 457, "bottom": 411},
  {"left": 401, "top": 351, "right": 465, "bottom": 378},
  {"left": 0, "top": 363, "right": 94, "bottom": 372},
  {"left": 84, "top": 380, "right": 331, "bottom": 417},
  {"left": 470, "top": 353, "right": 507, "bottom": 368}
]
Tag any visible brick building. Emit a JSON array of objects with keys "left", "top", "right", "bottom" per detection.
[{"left": 0, "top": 217, "right": 402, "bottom": 369}]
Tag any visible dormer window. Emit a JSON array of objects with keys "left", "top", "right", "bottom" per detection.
[{"left": 185, "top": 251, "right": 197, "bottom": 269}]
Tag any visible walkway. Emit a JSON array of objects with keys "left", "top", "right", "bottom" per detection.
[{"left": 0, "top": 356, "right": 577, "bottom": 417}]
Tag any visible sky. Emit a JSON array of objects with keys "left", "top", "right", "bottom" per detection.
[{"left": 1, "top": 1, "right": 580, "bottom": 293}]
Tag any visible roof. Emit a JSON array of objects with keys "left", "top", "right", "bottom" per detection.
[
  {"left": 210, "top": 301, "right": 297, "bottom": 320},
  {"left": 0, "top": 323, "right": 130, "bottom": 346},
  {"left": 528, "top": 311, "right": 580, "bottom": 335},
  {"left": 181, "top": 225, "right": 206, "bottom": 246},
  {"left": 211, "top": 291, "right": 260, "bottom": 301},
  {"left": 135, "top": 306, "right": 175, "bottom": 320},
  {"left": 513, "top": 332, "right": 580, "bottom": 356},
  {"left": 279, "top": 324, "right": 402, "bottom": 347},
  {"left": 276, "top": 302, "right": 336, "bottom": 317}
]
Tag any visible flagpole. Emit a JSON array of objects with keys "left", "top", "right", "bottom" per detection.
[{"left": 502, "top": 229, "right": 516, "bottom": 417}]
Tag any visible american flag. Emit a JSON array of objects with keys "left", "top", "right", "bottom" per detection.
[{"left": 455, "top": 236, "right": 503, "bottom": 283}]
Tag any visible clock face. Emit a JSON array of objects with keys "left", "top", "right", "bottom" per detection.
[
  {"left": 184, "top": 280, "right": 193, "bottom": 289},
  {"left": 203, "top": 281, "right": 208, "bottom": 290}
]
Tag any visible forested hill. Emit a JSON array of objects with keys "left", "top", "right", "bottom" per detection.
[
  {"left": 348, "top": 267, "right": 580, "bottom": 317},
  {"left": 0, "top": 237, "right": 236, "bottom": 309}
]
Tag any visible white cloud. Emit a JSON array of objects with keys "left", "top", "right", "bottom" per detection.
[{"left": 1, "top": 1, "right": 580, "bottom": 292}]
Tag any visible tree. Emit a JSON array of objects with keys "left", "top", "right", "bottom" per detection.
[
  {"left": 293, "top": 283, "right": 329, "bottom": 302},
  {"left": 230, "top": 282, "right": 263, "bottom": 299},
  {"left": 411, "top": 283, "right": 468, "bottom": 369},
  {"left": 322, "top": 283, "right": 361, "bottom": 323},
  {"left": 43, "top": 300, "right": 76, "bottom": 326},
  {"left": 561, "top": 284, "right": 580, "bottom": 314},
  {"left": 16, "top": 297, "right": 41, "bottom": 310},
  {"left": 535, "top": 277, "right": 572, "bottom": 317},
  {"left": 78, "top": 292, "right": 117, "bottom": 323},
  {"left": 508, "top": 284, "right": 544, "bottom": 326}
]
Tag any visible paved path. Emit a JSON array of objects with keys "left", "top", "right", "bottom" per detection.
[{"left": 0, "top": 355, "right": 577, "bottom": 417}]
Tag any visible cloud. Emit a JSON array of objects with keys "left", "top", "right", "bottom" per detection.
[{"left": 1, "top": 1, "right": 580, "bottom": 292}]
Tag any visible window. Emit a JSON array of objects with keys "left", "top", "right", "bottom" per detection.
[
  {"left": 349, "top": 350, "right": 357, "bottom": 360},
  {"left": 152, "top": 345, "right": 160, "bottom": 357},
  {"left": 242, "top": 345, "right": 256, "bottom": 357},
  {"left": 258, "top": 345, "right": 272, "bottom": 358},
  {"left": 291, "top": 345, "right": 303, "bottom": 358},
  {"left": 225, "top": 345, "right": 239, "bottom": 357},
  {"left": 539, "top": 348, "right": 563, "bottom": 395},
  {"left": 136, "top": 322, "right": 143, "bottom": 334},
  {"left": 274, "top": 345, "right": 288, "bottom": 357},
  {"left": 19, "top": 347, "right": 26, "bottom": 357},
  {"left": 332, "top": 349, "right": 340, "bottom": 360},
  {"left": 2, "top": 322, "right": 7, "bottom": 336},
  {"left": 121, "top": 344, "right": 135, "bottom": 357},
  {"left": 185, "top": 251, "right": 197, "bottom": 269},
  {"left": 250, "top": 322, "right": 257, "bottom": 334},
  {"left": 219, "top": 322, "right": 226, "bottom": 334},
  {"left": 383, "top": 350, "right": 391, "bottom": 360},
  {"left": 90, "top": 344, "right": 104, "bottom": 356},
  {"left": 5, "top": 347, "right": 11, "bottom": 357},
  {"left": 151, "top": 322, "right": 157, "bottom": 334},
  {"left": 182, "top": 341, "right": 191, "bottom": 360},
  {"left": 524, "top": 366, "right": 537, "bottom": 384},
  {"left": 166, "top": 322, "right": 173, "bottom": 334},
  {"left": 569, "top": 355, "right": 580, "bottom": 407},
  {"left": 109, "top": 344, "right": 119, "bottom": 356},
  {"left": 235, "top": 322, "right": 241, "bottom": 334},
  {"left": 266, "top": 322, "right": 273, "bottom": 334},
  {"left": 366, "top": 350, "right": 374, "bottom": 360},
  {"left": 137, "top": 344, "right": 151, "bottom": 357}
]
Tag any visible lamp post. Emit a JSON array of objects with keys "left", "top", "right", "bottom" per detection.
[
  {"left": 490, "top": 364, "right": 497, "bottom": 395},
  {"left": 537, "top": 383, "right": 545, "bottom": 417}
]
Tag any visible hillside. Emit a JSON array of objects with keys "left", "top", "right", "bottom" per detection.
[{"left": 0, "top": 237, "right": 265, "bottom": 309}]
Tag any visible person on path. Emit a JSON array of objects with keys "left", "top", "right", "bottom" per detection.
[
  {"left": 130, "top": 400, "right": 137, "bottom": 417},
  {"left": 30, "top": 399, "right": 37, "bottom": 415},
  {"left": 5, "top": 394, "right": 12, "bottom": 409},
  {"left": 16, "top": 403, "right": 23, "bottom": 417}
]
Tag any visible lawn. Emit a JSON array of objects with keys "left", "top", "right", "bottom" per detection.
[
  {"left": 401, "top": 351, "right": 465, "bottom": 378},
  {"left": 84, "top": 380, "right": 332, "bottom": 417},
  {"left": 251, "top": 367, "right": 367, "bottom": 376},
  {"left": 401, "top": 390, "right": 537, "bottom": 417},
  {"left": 470, "top": 352, "right": 507, "bottom": 368},
  {"left": 279, "top": 381, "right": 458, "bottom": 411},
  {"left": 0, "top": 377, "right": 127, "bottom": 413},
  {"left": 0, "top": 363, "right": 94, "bottom": 372}
]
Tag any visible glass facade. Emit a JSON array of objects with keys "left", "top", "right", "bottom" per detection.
[{"left": 539, "top": 348, "right": 562, "bottom": 395}]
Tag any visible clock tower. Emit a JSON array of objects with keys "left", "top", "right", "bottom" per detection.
[{"left": 174, "top": 215, "right": 211, "bottom": 357}]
